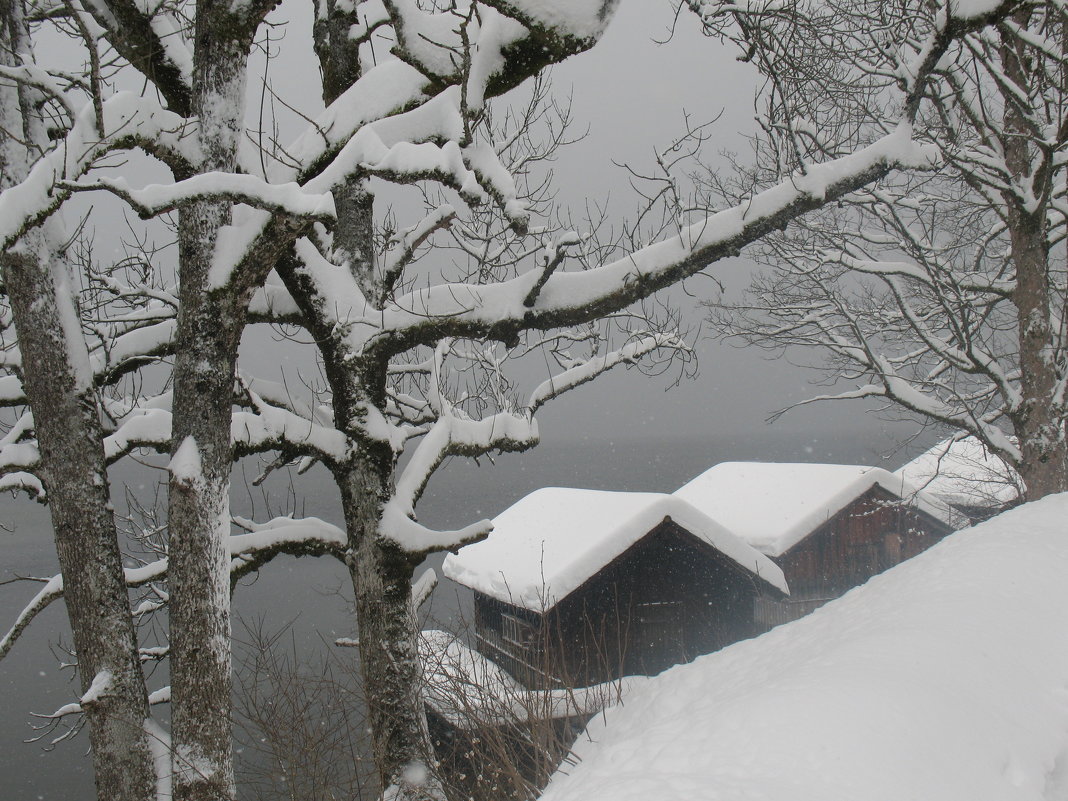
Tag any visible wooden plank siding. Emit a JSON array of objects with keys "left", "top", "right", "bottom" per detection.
[
  {"left": 473, "top": 519, "right": 776, "bottom": 689},
  {"left": 756, "top": 485, "right": 955, "bottom": 629}
]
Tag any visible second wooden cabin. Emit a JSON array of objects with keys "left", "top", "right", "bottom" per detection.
[
  {"left": 442, "top": 488, "right": 788, "bottom": 689},
  {"left": 674, "top": 462, "right": 962, "bottom": 629}
]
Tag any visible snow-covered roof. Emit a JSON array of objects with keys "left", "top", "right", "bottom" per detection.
[
  {"left": 540, "top": 495, "right": 1068, "bottom": 801},
  {"left": 673, "top": 462, "right": 960, "bottom": 558},
  {"left": 442, "top": 487, "right": 788, "bottom": 612},
  {"left": 894, "top": 436, "right": 1021, "bottom": 512}
]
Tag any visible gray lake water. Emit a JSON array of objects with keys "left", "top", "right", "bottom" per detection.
[{"left": 0, "top": 430, "right": 920, "bottom": 799}]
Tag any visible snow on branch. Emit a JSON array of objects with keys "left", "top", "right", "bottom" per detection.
[
  {"left": 380, "top": 501, "right": 493, "bottom": 555},
  {"left": 234, "top": 378, "right": 352, "bottom": 464},
  {"left": 384, "top": 0, "right": 471, "bottom": 82},
  {"left": 28, "top": 680, "right": 171, "bottom": 740},
  {"left": 204, "top": 2, "right": 610, "bottom": 290},
  {"left": 0, "top": 374, "right": 25, "bottom": 407},
  {"left": 527, "top": 331, "right": 690, "bottom": 413},
  {"left": 0, "top": 574, "right": 63, "bottom": 661},
  {"left": 0, "top": 92, "right": 194, "bottom": 252},
  {"left": 522, "top": 231, "right": 582, "bottom": 308},
  {"left": 411, "top": 568, "right": 438, "bottom": 613},
  {"left": 80, "top": 0, "right": 194, "bottom": 116},
  {"left": 228, "top": 515, "right": 346, "bottom": 579},
  {"left": 240, "top": 375, "right": 335, "bottom": 430},
  {"left": 302, "top": 87, "right": 529, "bottom": 230},
  {"left": 374, "top": 124, "right": 941, "bottom": 353},
  {"left": 247, "top": 280, "right": 302, "bottom": 323},
  {"left": 479, "top": 0, "right": 619, "bottom": 52},
  {"left": 393, "top": 409, "right": 538, "bottom": 520},
  {"left": 4, "top": 515, "right": 351, "bottom": 639},
  {"left": 380, "top": 205, "right": 458, "bottom": 298},
  {"left": 0, "top": 412, "right": 40, "bottom": 488},
  {"left": 767, "top": 371, "right": 1022, "bottom": 465},
  {"left": 280, "top": 236, "right": 370, "bottom": 330},
  {"left": 0, "top": 439, "right": 40, "bottom": 474},
  {"left": 102, "top": 379, "right": 352, "bottom": 466},
  {"left": 59, "top": 174, "right": 336, "bottom": 224},
  {"left": 0, "top": 63, "right": 79, "bottom": 123},
  {"left": 104, "top": 406, "right": 172, "bottom": 462},
  {"left": 0, "top": 471, "right": 45, "bottom": 499},
  {"left": 837, "top": 253, "right": 1016, "bottom": 297}
]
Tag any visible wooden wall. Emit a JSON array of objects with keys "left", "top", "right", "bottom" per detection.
[
  {"left": 756, "top": 485, "right": 955, "bottom": 628},
  {"left": 473, "top": 520, "right": 771, "bottom": 688}
]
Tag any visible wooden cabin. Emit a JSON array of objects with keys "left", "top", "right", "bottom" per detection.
[
  {"left": 894, "top": 436, "right": 1022, "bottom": 523},
  {"left": 442, "top": 488, "right": 788, "bottom": 689},
  {"left": 674, "top": 462, "right": 963, "bottom": 629}
]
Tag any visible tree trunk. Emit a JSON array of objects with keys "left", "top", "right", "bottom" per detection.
[
  {"left": 167, "top": 268, "right": 243, "bottom": 801},
  {"left": 168, "top": 5, "right": 250, "bottom": 800},
  {"left": 306, "top": 21, "right": 445, "bottom": 794},
  {"left": 1, "top": 3, "right": 156, "bottom": 799},
  {"left": 333, "top": 170, "right": 446, "bottom": 796},
  {"left": 1000, "top": 16, "right": 1068, "bottom": 501},
  {"left": 339, "top": 454, "right": 444, "bottom": 800},
  {"left": 5, "top": 242, "right": 158, "bottom": 801},
  {"left": 1009, "top": 211, "right": 1068, "bottom": 500}
]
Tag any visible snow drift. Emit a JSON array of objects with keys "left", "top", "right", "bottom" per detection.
[{"left": 539, "top": 494, "right": 1068, "bottom": 801}]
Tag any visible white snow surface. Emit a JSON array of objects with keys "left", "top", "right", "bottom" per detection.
[
  {"left": 673, "top": 462, "right": 961, "bottom": 557},
  {"left": 949, "top": 0, "right": 1006, "bottom": 20},
  {"left": 504, "top": 0, "right": 619, "bottom": 40},
  {"left": 442, "top": 487, "right": 787, "bottom": 612},
  {"left": 540, "top": 494, "right": 1068, "bottom": 801},
  {"left": 420, "top": 629, "right": 649, "bottom": 729},
  {"left": 894, "top": 436, "right": 1021, "bottom": 511},
  {"left": 80, "top": 670, "right": 113, "bottom": 705},
  {"left": 167, "top": 436, "right": 202, "bottom": 486}
]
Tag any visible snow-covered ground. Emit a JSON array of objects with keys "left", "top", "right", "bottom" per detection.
[{"left": 539, "top": 494, "right": 1068, "bottom": 801}]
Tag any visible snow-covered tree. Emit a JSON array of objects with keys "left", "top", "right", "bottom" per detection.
[
  {"left": 696, "top": 0, "right": 1067, "bottom": 500},
  {"left": 0, "top": 4, "right": 159, "bottom": 800},
  {"left": 0, "top": 2, "right": 633, "bottom": 798},
  {"left": 0, "top": 1, "right": 1024, "bottom": 800}
]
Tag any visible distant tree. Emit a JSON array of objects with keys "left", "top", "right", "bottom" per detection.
[
  {"left": 695, "top": 0, "right": 1067, "bottom": 500},
  {"left": 0, "top": 1, "right": 1023, "bottom": 800}
]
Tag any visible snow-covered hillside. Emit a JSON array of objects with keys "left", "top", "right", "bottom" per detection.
[{"left": 540, "top": 494, "right": 1068, "bottom": 801}]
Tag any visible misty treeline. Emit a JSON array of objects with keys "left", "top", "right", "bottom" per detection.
[{"left": 0, "top": 1, "right": 1036, "bottom": 800}]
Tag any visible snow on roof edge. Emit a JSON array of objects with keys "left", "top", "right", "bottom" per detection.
[
  {"left": 675, "top": 462, "right": 964, "bottom": 558},
  {"left": 442, "top": 488, "right": 788, "bottom": 611}
]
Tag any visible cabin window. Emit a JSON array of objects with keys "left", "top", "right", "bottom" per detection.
[{"left": 501, "top": 613, "right": 534, "bottom": 648}]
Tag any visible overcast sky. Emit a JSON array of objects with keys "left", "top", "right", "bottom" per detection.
[
  {"left": 235, "top": 2, "right": 922, "bottom": 447},
  {"left": 491, "top": 4, "right": 918, "bottom": 444}
]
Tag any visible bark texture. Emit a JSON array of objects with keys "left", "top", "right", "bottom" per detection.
[
  {"left": 341, "top": 459, "right": 443, "bottom": 798},
  {"left": 1000, "top": 15, "right": 1068, "bottom": 501},
  {"left": 167, "top": 4, "right": 254, "bottom": 799},
  {"left": 5, "top": 243, "right": 157, "bottom": 801},
  {"left": 0, "top": 3, "right": 156, "bottom": 800}
]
